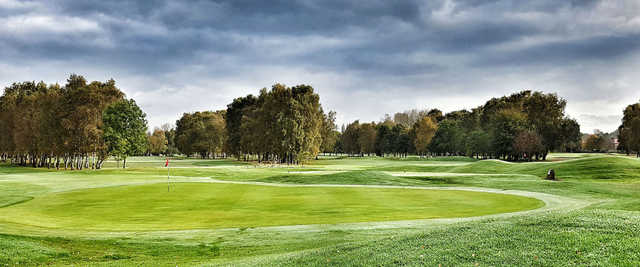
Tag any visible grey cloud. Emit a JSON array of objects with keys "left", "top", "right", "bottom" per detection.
[{"left": 476, "top": 34, "right": 640, "bottom": 67}]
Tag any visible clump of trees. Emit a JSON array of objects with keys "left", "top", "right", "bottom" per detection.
[
  {"left": 175, "top": 111, "right": 227, "bottom": 158},
  {"left": 0, "top": 75, "right": 148, "bottom": 169},
  {"left": 339, "top": 91, "right": 581, "bottom": 161},
  {"left": 225, "top": 84, "right": 329, "bottom": 164}
]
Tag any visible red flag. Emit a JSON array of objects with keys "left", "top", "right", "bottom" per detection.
[{"left": 165, "top": 158, "right": 169, "bottom": 167}]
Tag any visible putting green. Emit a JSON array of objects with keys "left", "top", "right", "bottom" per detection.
[{"left": 0, "top": 183, "right": 544, "bottom": 231}]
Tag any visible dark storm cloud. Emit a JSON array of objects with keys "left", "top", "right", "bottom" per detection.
[{"left": 1, "top": 0, "right": 639, "bottom": 131}]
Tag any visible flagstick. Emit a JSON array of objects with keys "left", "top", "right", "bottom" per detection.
[{"left": 167, "top": 158, "right": 170, "bottom": 192}]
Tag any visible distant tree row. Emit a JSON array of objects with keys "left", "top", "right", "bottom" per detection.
[
  {"left": 339, "top": 91, "right": 581, "bottom": 161},
  {"left": 0, "top": 75, "right": 148, "bottom": 169}
]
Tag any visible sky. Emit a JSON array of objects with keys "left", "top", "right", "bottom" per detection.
[{"left": 1, "top": 0, "right": 640, "bottom": 133}]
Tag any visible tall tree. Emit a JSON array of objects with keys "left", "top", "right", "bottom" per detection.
[
  {"left": 559, "top": 118, "right": 581, "bottom": 152},
  {"left": 148, "top": 128, "right": 168, "bottom": 155},
  {"left": 375, "top": 120, "right": 395, "bottom": 157},
  {"left": 358, "top": 122, "right": 377, "bottom": 156},
  {"left": 175, "top": 111, "right": 226, "bottom": 158},
  {"left": 342, "top": 120, "right": 361, "bottom": 155},
  {"left": 523, "top": 92, "right": 567, "bottom": 159},
  {"left": 225, "top": 95, "right": 258, "bottom": 158},
  {"left": 429, "top": 119, "right": 465, "bottom": 156},
  {"left": 102, "top": 99, "right": 148, "bottom": 168},
  {"left": 489, "top": 109, "right": 527, "bottom": 160},
  {"left": 465, "top": 130, "right": 490, "bottom": 159},
  {"left": 161, "top": 123, "right": 179, "bottom": 155},
  {"left": 620, "top": 102, "right": 640, "bottom": 156},
  {"left": 321, "top": 111, "right": 339, "bottom": 154},
  {"left": 413, "top": 116, "right": 438, "bottom": 156}
]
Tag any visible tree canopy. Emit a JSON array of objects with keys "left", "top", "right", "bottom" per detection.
[
  {"left": 224, "top": 84, "right": 328, "bottom": 163},
  {"left": 175, "top": 111, "right": 226, "bottom": 158}
]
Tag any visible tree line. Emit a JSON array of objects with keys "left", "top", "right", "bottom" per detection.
[
  {"left": 337, "top": 91, "right": 582, "bottom": 161},
  {"left": 0, "top": 75, "right": 148, "bottom": 169},
  {"left": 2, "top": 76, "right": 587, "bottom": 167}
]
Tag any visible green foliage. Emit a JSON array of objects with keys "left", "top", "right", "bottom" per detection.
[
  {"left": 224, "top": 84, "right": 325, "bottom": 163},
  {"left": 465, "top": 130, "right": 490, "bottom": 157},
  {"left": 559, "top": 118, "right": 582, "bottom": 152},
  {"left": 175, "top": 111, "right": 226, "bottom": 158},
  {"left": 429, "top": 119, "right": 465, "bottom": 155},
  {"left": 103, "top": 99, "right": 148, "bottom": 167}
]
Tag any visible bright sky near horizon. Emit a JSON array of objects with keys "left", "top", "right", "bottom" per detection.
[{"left": 1, "top": 0, "right": 639, "bottom": 133}]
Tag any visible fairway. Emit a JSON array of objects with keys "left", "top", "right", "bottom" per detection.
[{"left": 0, "top": 182, "right": 542, "bottom": 231}]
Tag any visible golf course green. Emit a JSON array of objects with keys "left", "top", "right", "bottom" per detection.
[{"left": 0, "top": 183, "right": 542, "bottom": 231}]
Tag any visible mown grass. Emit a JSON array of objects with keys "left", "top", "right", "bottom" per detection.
[
  {"left": 1, "top": 153, "right": 640, "bottom": 266},
  {"left": 265, "top": 209, "right": 640, "bottom": 266},
  {"left": 0, "top": 182, "right": 541, "bottom": 231}
]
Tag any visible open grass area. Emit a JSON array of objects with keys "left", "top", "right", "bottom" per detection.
[{"left": 1, "top": 153, "right": 640, "bottom": 266}]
